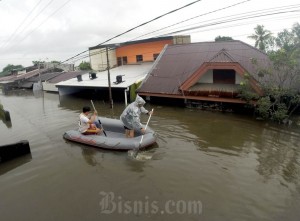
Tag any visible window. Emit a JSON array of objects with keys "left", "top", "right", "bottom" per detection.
[
  {"left": 117, "top": 57, "right": 128, "bottom": 66},
  {"left": 153, "top": 53, "right": 159, "bottom": 60},
  {"left": 136, "top": 55, "right": 143, "bottom": 62},
  {"left": 117, "top": 57, "right": 122, "bottom": 66},
  {"left": 122, "top": 56, "right": 127, "bottom": 65},
  {"left": 213, "top": 69, "right": 235, "bottom": 84}
]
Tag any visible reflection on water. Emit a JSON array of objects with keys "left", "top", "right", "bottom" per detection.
[
  {"left": 0, "top": 116, "right": 12, "bottom": 128},
  {"left": 0, "top": 154, "right": 32, "bottom": 175},
  {"left": 255, "top": 126, "right": 300, "bottom": 184},
  {"left": 0, "top": 90, "right": 300, "bottom": 221}
]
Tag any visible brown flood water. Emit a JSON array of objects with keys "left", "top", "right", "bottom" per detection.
[{"left": 0, "top": 89, "right": 300, "bottom": 221}]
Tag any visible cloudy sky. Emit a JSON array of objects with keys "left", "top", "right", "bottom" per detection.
[{"left": 0, "top": 0, "right": 299, "bottom": 71}]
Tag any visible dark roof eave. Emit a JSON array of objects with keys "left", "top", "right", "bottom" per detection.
[
  {"left": 55, "top": 85, "right": 128, "bottom": 89},
  {"left": 89, "top": 36, "right": 174, "bottom": 50},
  {"left": 138, "top": 92, "right": 253, "bottom": 104}
]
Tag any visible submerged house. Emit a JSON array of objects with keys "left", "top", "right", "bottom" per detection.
[
  {"left": 56, "top": 63, "right": 153, "bottom": 103},
  {"left": 0, "top": 68, "right": 46, "bottom": 91},
  {"left": 137, "top": 40, "right": 271, "bottom": 107}
]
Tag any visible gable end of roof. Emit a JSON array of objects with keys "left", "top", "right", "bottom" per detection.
[{"left": 209, "top": 49, "right": 237, "bottom": 63}]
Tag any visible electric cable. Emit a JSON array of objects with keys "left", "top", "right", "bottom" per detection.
[
  {"left": 60, "top": 0, "right": 203, "bottom": 64},
  {"left": 1, "top": 0, "right": 56, "bottom": 50},
  {"left": 0, "top": 0, "right": 43, "bottom": 49}
]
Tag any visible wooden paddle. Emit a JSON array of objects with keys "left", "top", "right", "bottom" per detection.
[
  {"left": 91, "top": 100, "right": 107, "bottom": 137},
  {"left": 133, "top": 108, "right": 154, "bottom": 158}
]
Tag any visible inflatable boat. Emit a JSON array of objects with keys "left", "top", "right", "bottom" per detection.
[{"left": 63, "top": 117, "right": 157, "bottom": 150}]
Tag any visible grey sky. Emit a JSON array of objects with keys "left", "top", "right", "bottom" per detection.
[{"left": 0, "top": 0, "right": 299, "bottom": 70}]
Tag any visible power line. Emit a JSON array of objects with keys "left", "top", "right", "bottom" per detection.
[
  {"left": 162, "top": 9, "right": 300, "bottom": 36},
  {"left": 72, "top": 40, "right": 276, "bottom": 65},
  {"left": 69, "top": 10, "right": 299, "bottom": 64},
  {"left": 4, "top": 1, "right": 297, "bottom": 67},
  {"left": 147, "top": 4, "right": 300, "bottom": 38},
  {"left": 187, "top": 14, "right": 299, "bottom": 38},
  {"left": 0, "top": 0, "right": 43, "bottom": 49},
  {"left": 6, "top": 0, "right": 71, "bottom": 51},
  {"left": 0, "top": 15, "right": 294, "bottom": 66},
  {"left": 50, "top": 11, "right": 300, "bottom": 64},
  {"left": 130, "top": 0, "right": 252, "bottom": 41},
  {"left": 1, "top": 0, "right": 56, "bottom": 50},
  {"left": 61, "top": 0, "right": 203, "bottom": 64}
]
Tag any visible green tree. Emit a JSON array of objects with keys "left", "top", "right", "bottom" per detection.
[
  {"left": 0, "top": 64, "right": 24, "bottom": 77},
  {"left": 248, "top": 25, "right": 273, "bottom": 52},
  {"left": 79, "top": 61, "right": 91, "bottom": 70},
  {"left": 215, "top": 36, "right": 233, "bottom": 41},
  {"left": 2, "top": 64, "right": 24, "bottom": 72},
  {"left": 292, "top": 23, "right": 300, "bottom": 45},
  {"left": 240, "top": 23, "right": 300, "bottom": 123},
  {"left": 237, "top": 73, "right": 259, "bottom": 103},
  {"left": 32, "top": 61, "right": 45, "bottom": 66},
  {"left": 51, "top": 60, "right": 60, "bottom": 64},
  {"left": 275, "top": 29, "right": 295, "bottom": 52},
  {"left": 269, "top": 23, "right": 300, "bottom": 90},
  {"left": 291, "top": 23, "right": 300, "bottom": 60}
]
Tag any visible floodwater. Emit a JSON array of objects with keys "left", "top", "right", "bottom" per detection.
[{"left": 0, "top": 89, "right": 300, "bottom": 221}]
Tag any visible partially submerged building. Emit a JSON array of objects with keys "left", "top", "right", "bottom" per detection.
[
  {"left": 56, "top": 62, "right": 153, "bottom": 103},
  {"left": 0, "top": 62, "right": 74, "bottom": 92},
  {"left": 0, "top": 68, "right": 46, "bottom": 91},
  {"left": 137, "top": 40, "right": 271, "bottom": 108},
  {"left": 56, "top": 36, "right": 191, "bottom": 103},
  {"left": 42, "top": 71, "right": 87, "bottom": 92}
]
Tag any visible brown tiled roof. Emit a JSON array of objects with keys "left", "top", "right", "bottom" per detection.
[
  {"left": 137, "top": 40, "right": 271, "bottom": 95},
  {"left": 18, "top": 72, "right": 64, "bottom": 88},
  {"left": 209, "top": 49, "right": 236, "bottom": 62},
  {"left": 0, "top": 69, "right": 46, "bottom": 82},
  {"left": 26, "top": 72, "right": 63, "bottom": 82}
]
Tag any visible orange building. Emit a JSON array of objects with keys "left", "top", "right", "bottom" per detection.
[
  {"left": 116, "top": 39, "right": 173, "bottom": 65},
  {"left": 89, "top": 36, "right": 190, "bottom": 71}
]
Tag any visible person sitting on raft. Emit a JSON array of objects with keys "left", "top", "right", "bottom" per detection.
[
  {"left": 79, "top": 106, "right": 102, "bottom": 135},
  {"left": 120, "top": 95, "right": 152, "bottom": 138}
]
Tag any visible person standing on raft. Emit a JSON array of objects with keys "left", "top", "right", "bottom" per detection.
[{"left": 120, "top": 95, "right": 153, "bottom": 138}]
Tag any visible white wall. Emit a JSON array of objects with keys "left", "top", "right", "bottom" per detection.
[
  {"left": 198, "top": 69, "right": 243, "bottom": 84},
  {"left": 17, "top": 70, "right": 26, "bottom": 75},
  {"left": 90, "top": 48, "right": 117, "bottom": 71},
  {"left": 44, "top": 63, "right": 74, "bottom": 71},
  {"left": 43, "top": 82, "right": 58, "bottom": 92},
  {"left": 198, "top": 70, "right": 213, "bottom": 83},
  {"left": 173, "top": 35, "right": 191, "bottom": 44}
]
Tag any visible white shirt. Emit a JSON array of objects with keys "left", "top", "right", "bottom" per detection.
[{"left": 78, "top": 113, "right": 90, "bottom": 133}]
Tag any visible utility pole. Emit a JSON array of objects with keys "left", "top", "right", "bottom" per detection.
[
  {"left": 38, "top": 61, "right": 41, "bottom": 81},
  {"left": 106, "top": 46, "right": 113, "bottom": 108},
  {"left": 33, "top": 60, "right": 42, "bottom": 91}
]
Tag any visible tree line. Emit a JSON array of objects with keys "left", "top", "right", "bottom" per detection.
[
  {"left": 239, "top": 23, "right": 300, "bottom": 123},
  {"left": 0, "top": 61, "right": 91, "bottom": 77}
]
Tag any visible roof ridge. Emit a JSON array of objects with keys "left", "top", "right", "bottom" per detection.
[
  {"left": 167, "top": 40, "right": 268, "bottom": 56},
  {"left": 234, "top": 40, "right": 268, "bottom": 55},
  {"left": 208, "top": 48, "right": 236, "bottom": 62}
]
